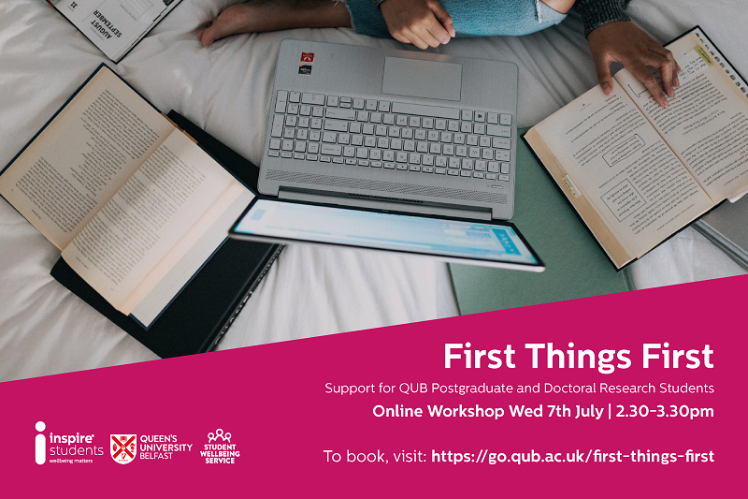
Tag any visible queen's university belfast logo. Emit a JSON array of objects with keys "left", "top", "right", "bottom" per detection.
[{"left": 111, "top": 435, "right": 137, "bottom": 464}]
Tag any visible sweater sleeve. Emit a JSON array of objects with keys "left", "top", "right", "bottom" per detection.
[
  {"left": 574, "top": 0, "right": 631, "bottom": 37},
  {"left": 369, "top": 0, "right": 630, "bottom": 38}
]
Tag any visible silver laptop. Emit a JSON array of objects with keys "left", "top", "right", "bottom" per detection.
[{"left": 258, "top": 39, "right": 518, "bottom": 221}]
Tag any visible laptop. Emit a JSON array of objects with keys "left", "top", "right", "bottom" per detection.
[
  {"left": 258, "top": 39, "right": 519, "bottom": 221},
  {"left": 229, "top": 197, "right": 544, "bottom": 271},
  {"left": 233, "top": 40, "right": 540, "bottom": 272}
]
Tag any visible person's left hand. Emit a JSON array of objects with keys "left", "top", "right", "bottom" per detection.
[{"left": 588, "top": 21, "right": 681, "bottom": 108}]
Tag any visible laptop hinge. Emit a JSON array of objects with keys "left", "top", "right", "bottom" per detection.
[{"left": 278, "top": 189, "right": 493, "bottom": 221}]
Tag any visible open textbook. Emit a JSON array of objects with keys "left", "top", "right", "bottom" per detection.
[
  {"left": 48, "top": 0, "right": 182, "bottom": 63},
  {"left": 526, "top": 27, "right": 748, "bottom": 270},
  {"left": 0, "top": 65, "right": 254, "bottom": 327}
]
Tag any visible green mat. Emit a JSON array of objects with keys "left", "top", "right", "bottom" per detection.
[{"left": 449, "top": 128, "right": 634, "bottom": 315}]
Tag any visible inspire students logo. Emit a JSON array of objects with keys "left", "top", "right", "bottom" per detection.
[
  {"left": 111, "top": 435, "right": 137, "bottom": 464},
  {"left": 35, "top": 421, "right": 103, "bottom": 465},
  {"left": 35, "top": 421, "right": 46, "bottom": 465}
]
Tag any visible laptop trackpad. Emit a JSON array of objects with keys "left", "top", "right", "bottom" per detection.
[{"left": 382, "top": 57, "right": 462, "bottom": 101}]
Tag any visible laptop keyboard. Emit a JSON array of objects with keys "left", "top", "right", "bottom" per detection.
[{"left": 268, "top": 91, "right": 513, "bottom": 182}]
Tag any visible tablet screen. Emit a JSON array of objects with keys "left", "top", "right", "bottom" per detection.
[{"left": 232, "top": 199, "right": 542, "bottom": 270}]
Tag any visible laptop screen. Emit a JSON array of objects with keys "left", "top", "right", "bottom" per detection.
[{"left": 231, "top": 199, "right": 542, "bottom": 270}]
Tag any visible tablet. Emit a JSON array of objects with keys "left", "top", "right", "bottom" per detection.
[{"left": 229, "top": 199, "right": 544, "bottom": 271}]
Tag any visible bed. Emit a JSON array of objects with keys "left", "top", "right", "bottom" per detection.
[{"left": 1, "top": 0, "right": 745, "bottom": 381}]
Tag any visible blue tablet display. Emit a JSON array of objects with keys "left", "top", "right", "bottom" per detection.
[{"left": 234, "top": 200, "right": 540, "bottom": 267}]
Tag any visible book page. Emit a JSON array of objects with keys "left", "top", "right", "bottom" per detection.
[
  {"left": 119, "top": 181, "right": 250, "bottom": 318},
  {"left": 533, "top": 84, "right": 714, "bottom": 260},
  {"left": 61, "top": 130, "right": 243, "bottom": 310},
  {"left": 615, "top": 32, "right": 748, "bottom": 202},
  {"left": 0, "top": 66, "right": 174, "bottom": 249},
  {"left": 51, "top": 0, "right": 179, "bottom": 60},
  {"left": 129, "top": 188, "right": 254, "bottom": 327}
]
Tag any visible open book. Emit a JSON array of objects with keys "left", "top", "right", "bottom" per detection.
[
  {"left": 48, "top": 0, "right": 182, "bottom": 63},
  {"left": 525, "top": 27, "right": 748, "bottom": 269},
  {"left": 0, "top": 65, "right": 254, "bottom": 328}
]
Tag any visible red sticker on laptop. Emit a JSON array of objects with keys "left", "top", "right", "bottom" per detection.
[{"left": 301, "top": 52, "right": 314, "bottom": 63}]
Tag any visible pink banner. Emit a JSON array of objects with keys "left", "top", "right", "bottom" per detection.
[{"left": 2, "top": 275, "right": 745, "bottom": 497}]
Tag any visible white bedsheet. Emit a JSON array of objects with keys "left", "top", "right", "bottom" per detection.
[{"left": 1, "top": 0, "right": 745, "bottom": 381}]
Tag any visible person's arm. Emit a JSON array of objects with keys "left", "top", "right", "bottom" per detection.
[
  {"left": 575, "top": 0, "right": 630, "bottom": 36},
  {"left": 375, "top": 0, "right": 455, "bottom": 50},
  {"left": 578, "top": 0, "right": 680, "bottom": 108}
]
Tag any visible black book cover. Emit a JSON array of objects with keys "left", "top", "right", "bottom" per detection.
[{"left": 51, "top": 111, "right": 282, "bottom": 358}]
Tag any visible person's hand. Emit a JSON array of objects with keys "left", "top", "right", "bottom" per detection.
[
  {"left": 588, "top": 21, "right": 681, "bottom": 108},
  {"left": 380, "top": 0, "right": 456, "bottom": 50}
]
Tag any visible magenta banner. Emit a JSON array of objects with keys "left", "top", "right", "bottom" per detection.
[{"left": 2, "top": 275, "right": 745, "bottom": 497}]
